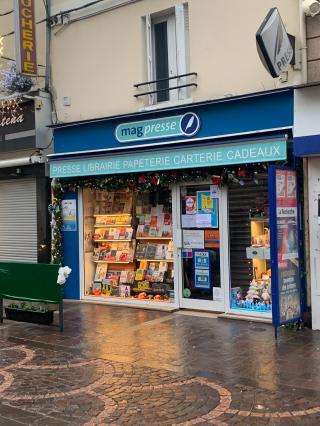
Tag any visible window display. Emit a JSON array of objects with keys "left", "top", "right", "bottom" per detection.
[
  {"left": 229, "top": 176, "right": 272, "bottom": 312},
  {"left": 83, "top": 188, "right": 174, "bottom": 303}
]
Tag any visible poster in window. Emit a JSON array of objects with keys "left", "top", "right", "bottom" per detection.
[
  {"left": 62, "top": 200, "right": 77, "bottom": 232},
  {"left": 196, "top": 191, "right": 219, "bottom": 228}
]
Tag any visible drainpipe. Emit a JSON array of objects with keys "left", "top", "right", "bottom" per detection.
[
  {"left": 299, "top": 0, "right": 308, "bottom": 83},
  {"left": 45, "top": 0, "right": 51, "bottom": 91}
]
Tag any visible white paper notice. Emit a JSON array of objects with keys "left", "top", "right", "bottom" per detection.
[
  {"left": 210, "top": 185, "right": 220, "bottom": 199},
  {"left": 183, "top": 230, "right": 204, "bottom": 249},
  {"left": 196, "top": 214, "right": 211, "bottom": 228},
  {"left": 213, "top": 287, "right": 224, "bottom": 301},
  {"left": 181, "top": 214, "right": 197, "bottom": 228}
]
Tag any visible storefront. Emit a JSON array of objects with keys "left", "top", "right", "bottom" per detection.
[
  {"left": 294, "top": 85, "right": 320, "bottom": 330},
  {"left": 0, "top": 95, "right": 52, "bottom": 263},
  {"left": 49, "top": 89, "right": 303, "bottom": 319}
]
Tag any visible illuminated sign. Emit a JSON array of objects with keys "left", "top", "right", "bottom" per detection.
[
  {"left": 115, "top": 113, "right": 201, "bottom": 143},
  {"left": 14, "top": 0, "right": 37, "bottom": 76}
]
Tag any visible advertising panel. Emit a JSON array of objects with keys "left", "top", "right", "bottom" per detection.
[{"left": 269, "top": 166, "right": 302, "bottom": 334}]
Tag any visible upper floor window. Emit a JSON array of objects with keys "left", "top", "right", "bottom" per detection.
[{"left": 145, "top": 4, "right": 190, "bottom": 105}]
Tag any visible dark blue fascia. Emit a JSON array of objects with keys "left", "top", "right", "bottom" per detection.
[
  {"left": 293, "top": 134, "right": 320, "bottom": 157},
  {"left": 53, "top": 90, "right": 293, "bottom": 155}
]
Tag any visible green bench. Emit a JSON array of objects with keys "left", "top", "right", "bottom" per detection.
[{"left": 0, "top": 262, "right": 64, "bottom": 331}]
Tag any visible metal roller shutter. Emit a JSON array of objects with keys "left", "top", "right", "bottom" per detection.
[
  {"left": 0, "top": 178, "right": 37, "bottom": 262},
  {"left": 229, "top": 174, "right": 269, "bottom": 289}
]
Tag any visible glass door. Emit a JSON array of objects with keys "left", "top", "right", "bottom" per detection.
[{"left": 176, "top": 183, "right": 228, "bottom": 311}]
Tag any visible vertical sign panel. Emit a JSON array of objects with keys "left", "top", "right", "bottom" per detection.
[
  {"left": 14, "top": 0, "right": 37, "bottom": 76},
  {"left": 269, "top": 166, "right": 303, "bottom": 334}
]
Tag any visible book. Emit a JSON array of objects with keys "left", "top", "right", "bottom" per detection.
[
  {"left": 139, "top": 260, "right": 148, "bottom": 269},
  {"left": 149, "top": 227, "right": 158, "bottom": 237},
  {"left": 164, "top": 213, "right": 172, "bottom": 225},
  {"left": 150, "top": 216, "right": 158, "bottom": 227},
  {"left": 93, "top": 248, "right": 100, "bottom": 261},
  {"left": 155, "top": 244, "right": 167, "bottom": 260},
  {"left": 136, "top": 224, "right": 145, "bottom": 237},
  {"left": 136, "top": 243, "right": 147, "bottom": 258},
  {"left": 145, "top": 244, "right": 157, "bottom": 259},
  {"left": 162, "top": 225, "right": 172, "bottom": 237},
  {"left": 94, "top": 264, "right": 108, "bottom": 281},
  {"left": 119, "top": 285, "right": 131, "bottom": 297},
  {"left": 135, "top": 268, "right": 145, "bottom": 281},
  {"left": 159, "top": 261, "right": 168, "bottom": 273},
  {"left": 144, "top": 214, "right": 151, "bottom": 225},
  {"left": 165, "top": 240, "right": 174, "bottom": 259}
]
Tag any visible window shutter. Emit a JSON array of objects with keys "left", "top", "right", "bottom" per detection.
[
  {"left": 145, "top": 14, "right": 154, "bottom": 105},
  {"left": 175, "top": 4, "right": 189, "bottom": 100}
]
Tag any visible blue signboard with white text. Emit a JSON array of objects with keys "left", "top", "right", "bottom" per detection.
[
  {"left": 115, "top": 112, "right": 200, "bottom": 143},
  {"left": 193, "top": 250, "right": 212, "bottom": 289},
  {"left": 50, "top": 140, "right": 287, "bottom": 178}
]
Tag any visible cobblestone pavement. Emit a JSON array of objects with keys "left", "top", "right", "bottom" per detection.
[{"left": 1, "top": 303, "right": 320, "bottom": 424}]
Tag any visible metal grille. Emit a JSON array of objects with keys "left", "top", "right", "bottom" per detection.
[{"left": 0, "top": 178, "right": 37, "bottom": 262}]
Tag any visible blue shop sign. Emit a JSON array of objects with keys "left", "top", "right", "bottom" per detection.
[
  {"left": 115, "top": 112, "right": 200, "bottom": 143},
  {"left": 52, "top": 90, "right": 293, "bottom": 154},
  {"left": 50, "top": 139, "right": 287, "bottom": 178}
]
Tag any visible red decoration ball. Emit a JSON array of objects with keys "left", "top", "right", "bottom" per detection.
[{"left": 237, "top": 169, "right": 248, "bottom": 178}]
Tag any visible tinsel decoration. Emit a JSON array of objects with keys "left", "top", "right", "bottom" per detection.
[
  {"left": 49, "top": 181, "right": 64, "bottom": 264},
  {"left": 50, "top": 163, "right": 271, "bottom": 263},
  {"left": 0, "top": 63, "right": 33, "bottom": 94}
]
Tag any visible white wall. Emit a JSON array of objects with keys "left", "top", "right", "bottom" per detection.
[
  {"left": 294, "top": 86, "right": 320, "bottom": 137},
  {"left": 49, "top": 0, "right": 304, "bottom": 123},
  {"left": 308, "top": 157, "right": 320, "bottom": 330},
  {"left": 294, "top": 86, "right": 320, "bottom": 330}
]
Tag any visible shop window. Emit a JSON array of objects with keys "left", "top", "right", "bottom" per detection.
[
  {"left": 229, "top": 175, "right": 272, "bottom": 313},
  {"left": 145, "top": 4, "right": 190, "bottom": 104},
  {"left": 83, "top": 188, "right": 174, "bottom": 303}
]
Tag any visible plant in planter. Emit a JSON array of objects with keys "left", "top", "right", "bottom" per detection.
[{"left": 5, "top": 302, "right": 54, "bottom": 325}]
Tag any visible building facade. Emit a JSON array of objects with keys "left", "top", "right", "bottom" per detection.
[
  {"left": 0, "top": 1, "right": 51, "bottom": 263},
  {"left": 46, "top": 0, "right": 307, "bottom": 321}
]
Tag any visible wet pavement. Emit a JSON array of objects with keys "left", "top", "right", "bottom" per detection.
[{"left": 0, "top": 303, "right": 320, "bottom": 425}]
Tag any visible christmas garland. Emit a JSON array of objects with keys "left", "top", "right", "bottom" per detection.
[{"left": 49, "top": 164, "right": 269, "bottom": 264}]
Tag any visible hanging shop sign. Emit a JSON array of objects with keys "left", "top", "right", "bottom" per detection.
[
  {"left": 50, "top": 139, "right": 287, "bottom": 178},
  {"left": 256, "top": 8, "right": 294, "bottom": 78},
  {"left": 115, "top": 112, "right": 200, "bottom": 143},
  {"left": 269, "top": 166, "right": 303, "bottom": 337},
  {"left": 14, "top": 0, "right": 37, "bottom": 76}
]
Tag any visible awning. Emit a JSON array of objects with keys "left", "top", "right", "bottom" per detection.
[{"left": 49, "top": 138, "right": 287, "bottom": 179}]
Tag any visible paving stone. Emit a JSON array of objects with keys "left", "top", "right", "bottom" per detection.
[{"left": 0, "top": 302, "right": 320, "bottom": 425}]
